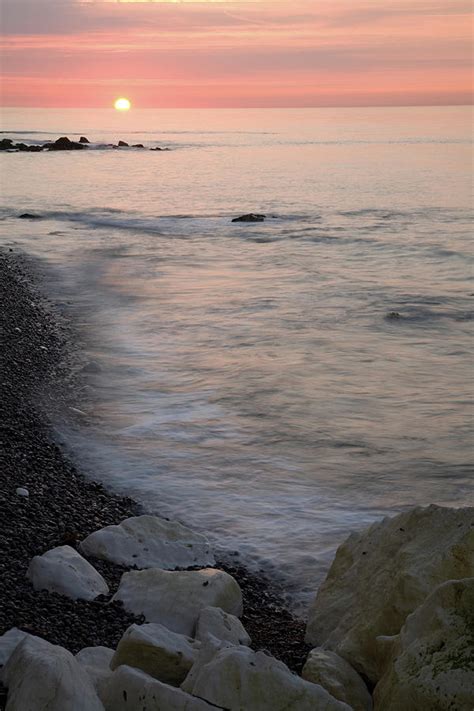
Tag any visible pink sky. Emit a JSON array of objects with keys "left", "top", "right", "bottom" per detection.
[{"left": 1, "top": 0, "right": 472, "bottom": 108}]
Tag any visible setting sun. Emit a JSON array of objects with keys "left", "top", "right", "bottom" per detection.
[{"left": 114, "top": 98, "right": 131, "bottom": 111}]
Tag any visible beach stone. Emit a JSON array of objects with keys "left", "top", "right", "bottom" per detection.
[
  {"left": 102, "top": 664, "right": 218, "bottom": 710},
  {"left": 111, "top": 622, "right": 199, "bottom": 686},
  {"left": 76, "top": 646, "right": 114, "bottom": 697},
  {"left": 232, "top": 213, "right": 266, "bottom": 222},
  {"left": 27, "top": 545, "right": 109, "bottom": 601},
  {"left": 195, "top": 606, "right": 251, "bottom": 646},
  {"left": 79, "top": 514, "right": 215, "bottom": 570},
  {"left": 302, "top": 648, "right": 372, "bottom": 711},
  {"left": 15, "top": 487, "right": 29, "bottom": 497},
  {"left": 3, "top": 636, "right": 104, "bottom": 710},
  {"left": 181, "top": 640, "right": 350, "bottom": 710},
  {"left": 113, "top": 568, "right": 243, "bottom": 636},
  {"left": 305, "top": 505, "right": 474, "bottom": 681},
  {"left": 373, "top": 578, "right": 474, "bottom": 710}
]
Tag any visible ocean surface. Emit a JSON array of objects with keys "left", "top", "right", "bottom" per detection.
[{"left": 1, "top": 106, "right": 473, "bottom": 612}]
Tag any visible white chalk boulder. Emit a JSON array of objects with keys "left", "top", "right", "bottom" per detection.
[
  {"left": 0, "top": 629, "right": 30, "bottom": 674},
  {"left": 302, "top": 648, "right": 372, "bottom": 711},
  {"left": 76, "top": 646, "right": 114, "bottom": 697},
  {"left": 181, "top": 640, "right": 351, "bottom": 710},
  {"left": 80, "top": 515, "right": 214, "bottom": 570},
  {"left": 195, "top": 606, "right": 251, "bottom": 646},
  {"left": 102, "top": 664, "right": 220, "bottom": 710},
  {"left": 113, "top": 567, "right": 243, "bottom": 636},
  {"left": 306, "top": 505, "right": 474, "bottom": 681},
  {"left": 373, "top": 577, "right": 474, "bottom": 710},
  {"left": 111, "top": 623, "right": 199, "bottom": 686},
  {"left": 3, "top": 636, "right": 104, "bottom": 710},
  {"left": 27, "top": 545, "right": 109, "bottom": 601}
]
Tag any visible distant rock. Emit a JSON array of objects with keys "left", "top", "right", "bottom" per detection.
[
  {"left": 79, "top": 136, "right": 90, "bottom": 143},
  {"left": 232, "top": 213, "right": 266, "bottom": 223},
  {"left": 374, "top": 578, "right": 474, "bottom": 710},
  {"left": 113, "top": 567, "right": 243, "bottom": 636},
  {"left": 79, "top": 514, "right": 215, "bottom": 570},
  {"left": 118, "top": 140, "right": 129, "bottom": 147},
  {"left": 132, "top": 143, "right": 145, "bottom": 148},
  {"left": 0, "top": 138, "right": 13, "bottom": 150},
  {"left": 302, "top": 648, "right": 372, "bottom": 711},
  {"left": 18, "top": 213, "right": 42, "bottom": 220},
  {"left": 27, "top": 545, "right": 109, "bottom": 601},
  {"left": 305, "top": 505, "right": 474, "bottom": 682},
  {"left": 48, "top": 136, "right": 85, "bottom": 151},
  {"left": 150, "top": 147, "right": 170, "bottom": 151},
  {"left": 386, "top": 311, "right": 401, "bottom": 320}
]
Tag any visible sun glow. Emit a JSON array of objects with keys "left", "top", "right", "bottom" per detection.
[{"left": 114, "top": 97, "right": 131, "bottom": 111}]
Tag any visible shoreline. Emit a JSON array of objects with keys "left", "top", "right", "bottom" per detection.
[{"left": 0, "top": 248, "right": 310, "bottom": 700}]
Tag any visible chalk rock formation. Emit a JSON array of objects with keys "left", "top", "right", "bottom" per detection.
[
  {"left": 195, "top": 606, "right": 251, "bottom": 646},
  {"left": 302, "top": 648, "right": 372, "bottom": 711},
  {"left": 111, "top": 623, "right": 199, "bottom": 686},
  {"left": 373, "top": 577, "right": 474, "bottom": 710},
  {"left": 306, "top": 505, "right": 474, "bottom": 681},
  {"left": 76, "top": 646, "right": 114, "bottom": 697},
  {"left": 80, "top": 515, "right": 214, "bottom": 570},
  {"left": 3, "top": 636, "right": 103, "bottom": 710},
  {"left": 181, "top": 639, "right": 350, "bottom": 710},
  {"left": 102, "top": 664, "right": 218, "bottom": 710},
  {"left": 27, "top": 545, "right": 109, "bottom": 601},
  {"left": 0, "top": 629, "right": 30, "bottom": 674},
  {"left": 113, "top": 568, "right": 242, "bottom": 636}
]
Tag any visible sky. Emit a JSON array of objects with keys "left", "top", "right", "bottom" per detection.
[{"left": 1, "top": 0, "right": 472, "bottom": 108}]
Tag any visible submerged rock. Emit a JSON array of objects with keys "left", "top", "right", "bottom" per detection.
[
  {"left": 132, "top": 144, "right": 145, "bottom": 148},
  {"left": 79, "top": 514, "right": 215, "bottom": 570},
  {"left": 3, "top": 636, "right": 103, "bottom": 710},
  {"left": 195, "top": 606, "right": 251, "bottom": 646},
  {"left": 27, "top": 545, "right": 109, "bottom": 601},
  {"left": 232, "top": 213, "right": 266, "bottom": 222},
  {"left": 113, "top": 567, "right": 243, "bottom": 637},
  {"left": 305, "top": 505, "right": 474, "bottom": 682},
  {"left": 373, "top": 578, "right": 474, "bottom": 710},
  {"left": 48, "top": 136, "right": 85, "bottom": 151},
  {"left": 302, "top": 648, "right": 372, "bottom": 711},
  {"left": 111, "top": 622, "right": 199, "bottom": 686},
  {"left": 18, "top": 213, "right": 42, "bottom": 219},
  {"left": 181, "top": 639, "right": 349, "bottom": 710}
]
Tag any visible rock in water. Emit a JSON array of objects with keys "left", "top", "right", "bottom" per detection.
[
  {"left": 302, "top": 648, "right": 372, "bottom": 711},
  {"left": 101, "top": 665, "right": 214, "bottom": 710},
  {"left": 79, "top": 514, "right": 215, "bottom": 570},
  {"left": 305, "top": 505, "right": 474, "bottom": 682},
  {"left": 48, "top": 136, "right": 84, "bottom": 151},
  {"left": 79, "top": 136, "right": 90, "bottom": 143},
  {"left": 27, "top": 545, "right": 109, "bottom": 601},
  {"left": 232, "top": 213, "right": 266, "bottom": 222},
  {"left": 181, "top": 639, "right": 350, "bottom": 710},
  {"left": 132, "top": 144, "right": 145, "bottom": 148},
  {"left": 111, "top": 622, "right": 199, "bottom": 686},
  {"left": 3, "top": 636, "right": 103, "bottom": 710},
  {"left": 113, "top": 568, "right": 243, "bottom": 636},
  {"left": 18, "top": 213, "right": 42, "bottom": 219},
  {"left": 195, "top": 606, "right": 251, "bottom": 646},
  {"left": 373, "top": 578, "right": 474, "bottom": 711},
  {"left": 118, "top": 140, "right": 129, "bottom": 147}
]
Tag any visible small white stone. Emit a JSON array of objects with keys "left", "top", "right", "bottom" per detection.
[
  {"left": 181, "top": 640, "right": 350, "bottom": 710},
  {"left": 3, "top": 636, "right": 104, "bottom": 710},
  {"left": 80, "top": 515, "right": 215, "bottom": 570},
  {"left": 16, "top": 488, "right": 29, "bottom": 497},
  {"left": 195, "top": 606, "right": 251, "bottom": 646},
  {"left": 113, "top": 567, "right": 242, "bottom": 637},
  {"left": 27, "top": 545, "right": 109, "bottom": 601},
  {"left": 111, "top": 623, "right": 199, "bottom": 686},
  {"left": 102, "top": 664, "right": 217, "bottom": 710}
]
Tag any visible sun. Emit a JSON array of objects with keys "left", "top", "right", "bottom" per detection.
[{"left": 114, "top": 97, "right": 131, "bottom": 111}]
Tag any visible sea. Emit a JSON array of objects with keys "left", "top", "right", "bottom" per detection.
[{"left": 1, "top": 105, "right": 472, "bottom": 613}]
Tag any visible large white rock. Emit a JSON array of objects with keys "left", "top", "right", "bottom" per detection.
[
  {"left": 111, "top": 623, "right": 199, "bottom": 686},
  {"left": 76, "top": 646, "right": 114, "bottom": 697},
  {"left": 113, "top": 567, "right": 243, "bottom": 636},
  {"left": 302, "top": 648, "right": 372, "bottom": 711},
  {"left": 373, "top": 578, "right": 474, "bottom": 710},
  {"left": 181, "top": 640, "right": 351, "bottom": 710},
  {"left": 306, "top": 505, "right": 474, "bottom": 681},
  {"left": 27, "top": 545, "right": 109, "bottom": 601},
  {"left": 102, "top": 664, "right": 220, "bottom": 710},
  {"left": 3, "top": 636, "right": 104, "bottom": 710},
  {"left": 195, "top": 606, "right": 251, "bottom": 646},
  {"left": 0, "top": 629, "right": 29, "bottom": 672},
  {"left": 80, "top": 515, "right": 215, "bottom": 570}
]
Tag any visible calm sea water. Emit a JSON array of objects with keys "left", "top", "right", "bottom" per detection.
[{"left": 1, "top": 106, "right": 473, "bottom": 611}]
